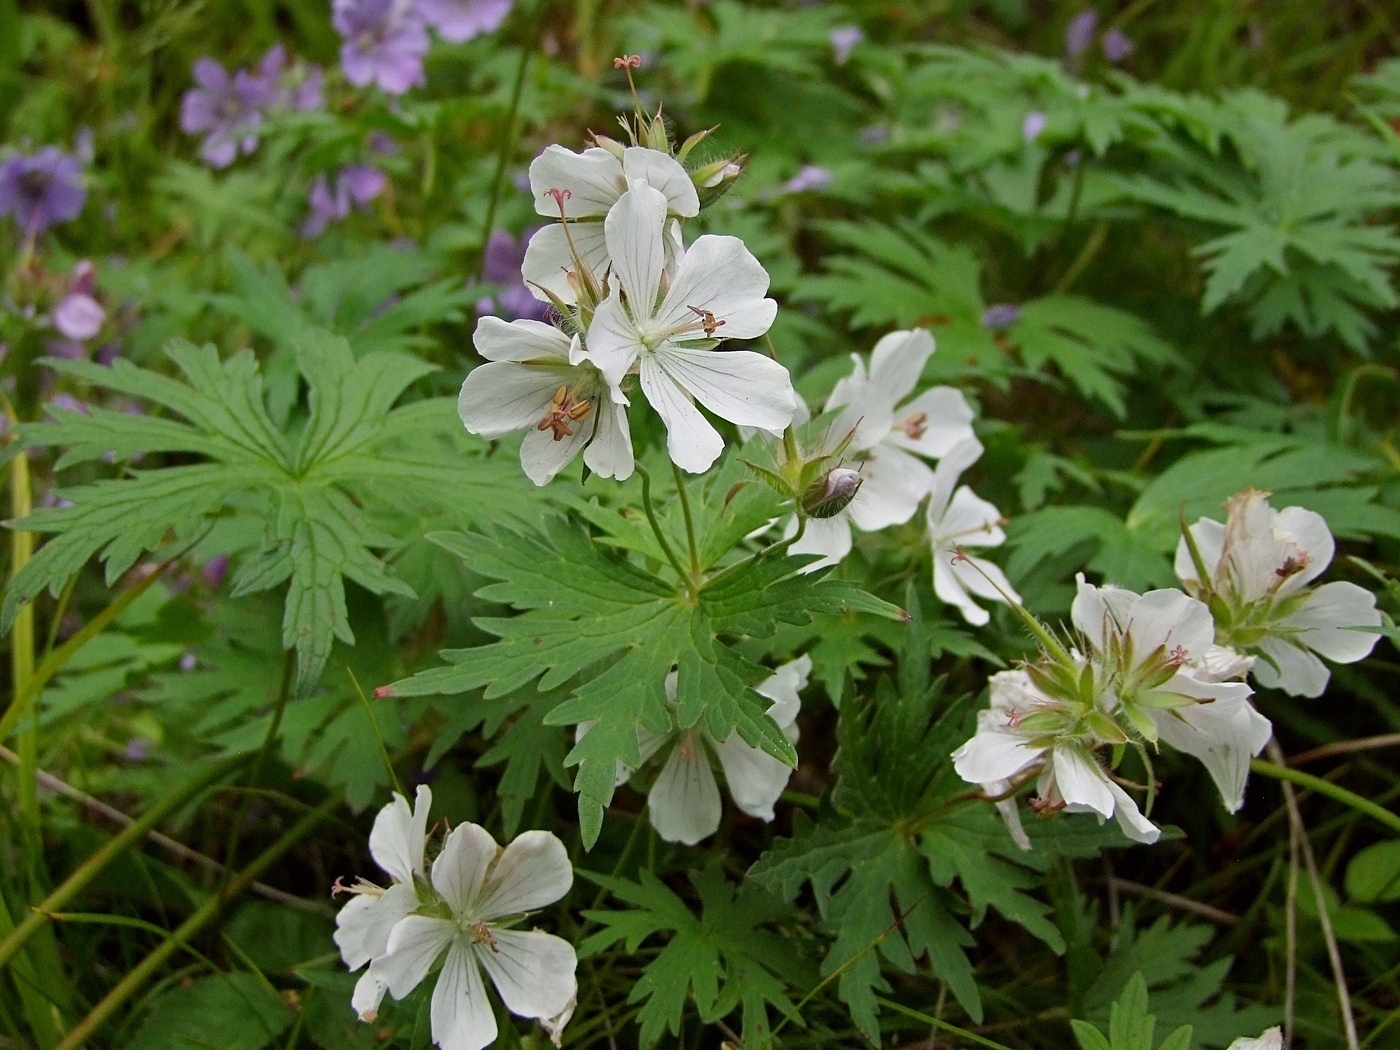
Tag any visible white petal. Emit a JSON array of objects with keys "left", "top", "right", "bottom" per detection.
[
  {"left": 1221, "top": 491, "right": 1286, "bottom": 602},
  {"left": 376, "top": 915, "right": 455, "bottom": 999},
  {"left": 520, "top": 419, "right": 590, "bottom": 485},
  {"left": 622, "top": 147, "right": 700, "bottom": 216},
  {"left": 352, "top": 970, "right": 388, "bottom": 1022},
  {"left": 884, "top": 387, "right": 975, "bottom": 460},
  {"left": 1286, "top": 581, "right": 1381, "bottom": 663},
  {"left": 363, "top": 881, "right": 421, "bottom": 960},
  {"left": 952, "top": 718, "right": 1046, "bottom": 785},
  {"left": 1105, "top": 781, "right": 1161, "bottom": 844},
  {"left": 458, "top": 362, "right": 564, "bottom": 440},
  {"left": 586, "top": 291, "right": 645, "bottom": 388},
  {"left": 1227, "top": 1027, "right": 1284, "bottom": 1050},
  {"left": 847, "top": 445, "right": 931, "bottom": 532},
  {"left": 476, "top": 830, "right": 573, "bottom": 920},
  {"left": 655, "top": 235, "right": 777, "bottom": 340},
  {"left": 581, "top": 399, "right": 635, "bottom": 480},
  {"left": 529, "top": 145, "right": 623, "bottom": 218},
  {"left": 1126, "top": 589, "right": 1215, "bottom": 665},
  {"left": 604, "top": 182, "right": 667, "bottom": 313},
  {"left": 933, "top": 552, "right": 988, "bottom": 626},
  {"left": 521, "top": 222, "right": 609, "bottom": 306},
  {"left": 1272, "top": 506, "right": 1335, "bottom": 588},
  {"left": 433, "top": 823, "right": 499, "bottom": 917},
  {"left": 648, "top": 737, "right": 722, "bottom": 845},
  {"left": 1175, "top": 517, "right": 1224, "bottom": 586},
  {"left": 475, "top": 929, "right": 578, "bottom": 1020},
  {"left": 473, "top": 316, "right": 572, "bottom": 363},
  {"left": 824, "top": 355, "right": 894, "bottom": 454},
  {"left": 654, "top": 346, "right": 795, "bottom": 432},
  {"left": 431, "top": 940, "right": 498, "bottom": 1050},
  {"left": 934, "top": 486, "right": 1006, "bottom": 548},
  {"left": 639, "top": 354, "right": 725, "bottom": 474},
  {"left": 754, "top": 655, "right": 810, "bottom": 729},
  {"left": 1152, "top": 694, "right": 1271, "bottom": 813},
  {"left": 866, "top": 329, "right": 934, "bottom": 406},
  {"left": 1053, "top": 747, "right": 1114, "bottom": 818},
  {"left": 714, "top": 731, "right": 792, "bottom": 821},
  {"left": 789, "top": 513, "right": 853, "bottom": 573},
  {"left": 334, "top": 894, "right": 380, "bottom": 970},
  {"left": 369, "top": 786, "right": 431, "bottom": 885},
  {"left": 926, "top": 436, "right": 984, "bottom": 521},
  {"left": 1253, "top": 635, "right": 1330, "bottom": 698}
]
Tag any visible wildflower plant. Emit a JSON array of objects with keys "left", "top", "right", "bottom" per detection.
[{"left": 0, "top": 4, "right": 1396, "bottom": 1050}]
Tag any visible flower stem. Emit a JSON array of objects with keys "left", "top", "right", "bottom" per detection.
[
  {"left": 670, "top": 461, "right": 701, "bottom": 581},
  {"left": 875, "top": 996, "right": 1018, "bottom": 1050},
  {"left": 220, "top": 648, "right": 296, "bottom": 878},
  {"left": 1250, "top": 758, "right": 1400, "bottom": 837},
  {"left": 635, "top": 464, "right": 691, "bottom": 592},
  {"left": 7, "top": 415, "right": 37, "bottom": 831}
]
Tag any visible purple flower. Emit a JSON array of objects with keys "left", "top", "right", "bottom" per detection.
[
  {"left": 123, "top": 738, "right": 151, "bottom": 762},
  {"left": 783, "top": 165, "right": 833, "bottom": 193},
  {"left": 829, "top": 25, "right": 864, "bottom": 65},
  {"left": 476, "top": 228, "right": 549, "bottom": 321},
  {"left": 257, "top": 45, "right": 326, "bottom": 111},
  {"left": 859, "top": 125, "right": 890, "bottom": 145},
  {"left": 1101, "top": 28, "right": 1133, "bottom": 63},
  {"left": 180, "top": 58, "right": 273, "bottom": 168},
  {"left": 0, "top": 148, "right": 86, "bottom": 234},
  {"left": 981, "top": 303, "right": 1021, "bottom": 329},
  {"left": 44, "top": 339, "right": 87, "bottom": 362},
  {"left": 300, "top": 165, "right": 388, "bottom": 238},
  {"left": 419, "top": 0, "right": 512, "bottom": 43},
  {"left": 202, "top": 554, "right": 231, "bottom": 589},
  {"left": 46, "top": 392, "right": 89, "bottom": 416},
  {"left": 333, "top": 0, "right": 431, "bottom": 95},
  {"left": 1022, "top": 111, "right": 1048, "bottom": 142},
  {"left": 1065, "top": 10, "right": 1099, "bottom": 60},
  {"left": 54, "top": 260, "right": 104, "bottom": 341}
]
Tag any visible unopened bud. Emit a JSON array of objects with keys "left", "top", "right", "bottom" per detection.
[
  {"left": 802, "top": 466, "right": 861, "bottom": 519},
  {"left": 590, "top": 133, "right": 626, "bottom": 161},
  {"left": 692, "top": 153, "right": 747, "bottom": 207},
  {"left": 643, "top": 112, "right": 669, "bottom": 152}
]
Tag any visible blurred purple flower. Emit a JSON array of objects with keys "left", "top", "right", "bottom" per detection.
[
  {"left": 257, "top": 44, "right": 326, "bottom": 111},
  {"left": 1101, "top": 28, "right": 1133, "bottom": 63},
  {"left": 784, "top": 165, "right": 833, "bottom": 193},
  {"left": 981, "top": 303, "right": 1021, "bottom": 329},
  {"left": 1022, "top": 111, "right": 1048, "bottom": 142},
  {"left": 180, "top": 58, "right": 272, "bottom": 168},
  {"left": 123, "top": 738, "right": 151, "bottom": 762},
  {"left": 301, "top": 165, "right": 388, "bottom": 238},
  {"left": 202, "top": 554, "right": 231, "bottom": 589},
  {"left": 1065, "top": 10, "right": 1099, "bottom": 60},
  {"left": 829, "top": 25, "right": 864, "bottom": 65},
  {"left": 476, "top": 229, "right": 549, "bottom": 321},
  {"left": 858, "top": 125, "right": 890, "bottom": 145},
  {"left": 45, "top": 339, "right": 87, "bottom": 361},
  {"left": 419, "top": 0, "right": 512, "bottom": 43},
  {"left": 0, "top": 148, "right": 87, "bottom": 234},
  {"left": 179, "top": 652, "right": 198, "bottom": 672},
  {"left": 369, "top": 131, "right": 401, "bottom": 155},
  {"left": 54, "top": 260, "right": 105, "bottom": 341},
  {"left": 46, "top": 392, "right": 89, "bottom": 416},
  {"left": 333, "top": 0, "right": 431, "bottom": 94}
]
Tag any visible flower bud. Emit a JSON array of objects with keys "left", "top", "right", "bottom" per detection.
[
  {"left": 692, "top": 153, "right": 747, "bottom": 207},
  {"left": 591, "top": 133, "right": 626, "bottom": 162},
  {"left": 802, "top": 466, "right": 861, "bottom": 519}
]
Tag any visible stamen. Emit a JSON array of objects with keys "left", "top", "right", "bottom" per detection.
[
  {"left": 1168, "top": 644, "right": 1189, "bottom": 667},
  {"left": 902, "top": 411, "right": 929, "bottom": 440},
  {"left": 469, "top": 923, "right": 499, "bottom": 952},
  {"left": 537, "top": 386, "right": 594, "bottom": 441},
  {"left": 686, "top": 305, "right": 724, "bottom": 337}
]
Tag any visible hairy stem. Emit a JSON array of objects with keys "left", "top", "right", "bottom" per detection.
[
  {"left": 635, "top": 464, "right": 691, "bottom": 591},
  {"left": 670, "top": 461, "right": 701, "bottom": 581}
]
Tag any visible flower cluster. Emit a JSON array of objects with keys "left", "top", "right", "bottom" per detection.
[
  {"left": 334, "top": 0, "right": 512, "bottom": 95},
  {"left": 953, "top": 488, "right": 1384, "bottom": 846},
  {"left": 335, "top": 787, "right": 577, "bottom": 1050},
  {"left": 458, "top": 99, "right": 793, "bottom": 483},
  {"left": 180, "top": 46, "right": 323, "bottom": 168}
]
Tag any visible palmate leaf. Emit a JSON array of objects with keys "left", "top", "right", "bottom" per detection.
[
  {"left": 383, "top": 519, "right": 902, "bottom": 847},
  {"left": 4, "top": 330, "right": 454, "bottom": 694},
  {"left": 580, "top": 862, "right": 812, "bottom": 1049}
]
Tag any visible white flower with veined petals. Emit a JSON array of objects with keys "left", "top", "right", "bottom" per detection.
[
  {"left": 334, "top": 786, "right": 432, "bottom": 1022},
  {"left": 1071, "top": 576, "right": 1271, "bottom": 813},
  {"left": 523, "top": 144, "right": 699, "bottom": 304},
  {"left": 1176, "top": 489, "right": 1382, "bottom": 698},
  {"left": 366, "top": 824, "right": 577, "bottom": 1050},
  {"left": 1227, "top": 1028, "right": 1282, "bottom": 1050},
  {"left": 585, "top": 182, "right": 795, "bottom": 474},
  {"left": 789, "top": 329, "right": 975, "bottom": 570},
  {"left": 457, "top": 316, "right": 634, "bottom": 486},
  {"left": 581, "top": 658, "right": 809, "bottom": 845},
  {"left": 926, "top": 437, "right": 1018, "bottom": 625}
]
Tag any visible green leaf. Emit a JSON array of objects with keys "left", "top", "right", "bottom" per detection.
[
  {"left": 128, "top": 972, "right": 294, "bottom": 1050},
  {"left": 1345, "top": 840, "right": 1400, "bottom": 903}
]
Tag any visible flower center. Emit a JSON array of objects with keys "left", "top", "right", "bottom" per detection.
[
  {"left": 537, "top": 385, "right": 593, "bottom": 441},
  {"left": 901, "top": 411, "right": 928, "bottom": 440},
  {"left": 469, "top": 922, "right": 499, "bottom": 952}
]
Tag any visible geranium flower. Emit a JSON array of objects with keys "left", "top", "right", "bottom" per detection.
[
  {"left": 457, "top": 316, "right": 633, "bottom": 485},
  {"left": 333, "top": 0, "right": 431, "bottom": 94},
  {"left": 1176, "top": 489, "right": 1382, "bottom": 697},
  {"left": 522, "top": 144, "right": 699, "bottom": 304},
  {"left": 585, "top": 183, "right": 793, "bottom": 473},
  {"left": 0, "top": 147, "right": 87, "bottom": 233},
  {"left": 334, "top": 786, "right": 432, "bottom": 1021},
  {"left": 926, "top": 437, "right": 1017, "bottom": 625},
  {"left": 301, "top": 165, "right": 388, "bottom": 238},
  {"left": 792, "top": 328, "right": 975, "bottom": 569},
  {"left": 179, "top": 58, "right": 273, "bottom": 168},
  {"left": 53, "top": 260, "right": 104, "bottom": 341},
  {"left": 367, "top": 824, "right": 577, "bottom": 1050},
  {"left": 419, "top": 0, "right": 512, "bottom": 42},
  {"left": 476, "top": 229, "right": 551, "bottom": 322}
]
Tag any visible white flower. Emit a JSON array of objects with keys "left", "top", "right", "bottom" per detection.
[
  {"left": 926, "top": 437, "right": 1018, "bottom": 625},
  {"left": 1176, "top": 489, "right": 1382, "bottom": 697},
  {"left": 585, "top": 182, "right": 795, "bottom": 474},
  {"left": 523, "top": 145, "right": 699, "bottom": 304},
  {"left": 334, "top": 786, "right": 432, "bottom": 1021},
  {"left": 457, "top": 316, "right": 634, "bottom": 485},
  {"left": 366, "top": 824, "right": 577, "bottom": 1050},
  {"left": 585, "top": 658, "right": 809, "bottom": 845},
  {"left": 1071, "top": 575, "right": 1271, "bottom": 813},
  {"left": 789, "top": 329, "right": 975, "bottom": 570},
  {"left": 1227, "top": 1028, "right": 1282, "bottom": 1050}
]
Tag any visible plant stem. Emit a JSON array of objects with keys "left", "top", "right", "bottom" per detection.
[
  {"left": 1250, "top": 758, "right": 1400, "bottom": 837},
  {"left": 635, "top": 464, "right": 691, "bottom": 591},
  {"left": 221, "top": 648, "right": 296, "bottom": 878},
  {"left": 0, "top": 755, "right": 248, "bottom": 972},
  {"left": 52, "top": 796, "right": 335, "bottom": 1050},
  {"left": 477, "top": 6, "right": 536, "bottom": 279},
  {"left": 875, "top": 997, "right": 1017, "bottom": 1050},
  {"left": 670, "top": 461, "right": 701, "bottom": 581},
  {"left": 6, "top": 408, "right": 36, "bottom": 829}
]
